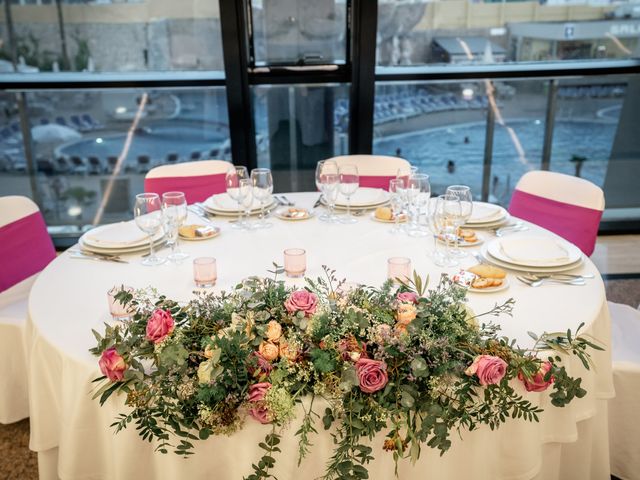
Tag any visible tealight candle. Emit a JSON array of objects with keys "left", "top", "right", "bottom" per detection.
[
  {"left": 284, "top": 248, "right": 306, "bottom": 278},
  {"left": 193, "top": 257, "right": 217, "bottom": 287},
  {"left": 387, "top": 257, "right": 411, "bottom": 283},
  {"left": 107, "top": 285, "right": 134, "bottom": 321}
]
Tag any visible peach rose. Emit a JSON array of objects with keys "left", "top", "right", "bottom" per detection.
[
  {"left": 396, "top": 304, "right": 417, "bottom": 325},
  {"left": 258, "top": 341, "right": 279, "bottom": 362},
  {"left": 465, "top": 355, "right": 508, "bottom": 386},
  {"left": 265, "top": 320, "right": 282, "bottom": 342},
  {"left": 145, "top": 309, "right": 175, "bottom": 344},
  {"left": 98, "top": 347, "right": 127, "bottom": 382},
  {"left": 284, "top": 290, "right": 318, "bottom": 317},
  {"left": 518, "top": 361, "right": 554, "bottom": 392},
  {"left": 279, "top": 341, "right": 298, "bottom": 362}
]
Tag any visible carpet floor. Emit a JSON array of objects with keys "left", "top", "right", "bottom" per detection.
[{"left": 1, "top": 278, "right": 639, "bottom": 480}]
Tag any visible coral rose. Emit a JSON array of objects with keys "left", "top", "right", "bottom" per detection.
[
  {"left": 518, "top": 361, "right": 554, "bottom": 392},
  {"left": 397, "top": 292, "right": 419, "bottom": 304},
  {"left": 145, "top": 309, "right": 175, "bottom": 344},
  {"left": 355, "top": 358, "right": 388, "bottom": 394},
  {"left": 396, "top": 304, "right": 417, "bottom": 325},
  {"left": 248, "top": 382, "right": 272, "bottom": 424},
  {"left": 465, "top": 355, "right": 507, "bottom": 386},
  {"left": 284, "top": 290, "right": 318, "bottom": 317},
  {"left": 98, "top": 347, "right": 127, "bottom": 382},
  {"left": 279, "top": 341, "right": 298, "bottom": 362},
  {"left": 265, "top": 320, "right": 282, "bottom": 342},
  {"left": 258, "top": 341, "right": 279, "bottom": 362}
]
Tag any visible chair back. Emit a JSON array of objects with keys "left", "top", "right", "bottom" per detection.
[
  {"left": 144, "top": 160, "right": 232, "bottom": 204},
  {"left": 325, "top": 155, "right": 411, "bottom": 190},
  {"left": 0, "top": 196, "right": 56, "bottom": 293},
  {"left": 508, "top": 171, "right": 604, "bottom": 256}
]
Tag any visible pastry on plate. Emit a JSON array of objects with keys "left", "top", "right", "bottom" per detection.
[
  {"left": 457, "top": 227, "right": 478, "bottom": 243},
  {"left": 374, "top": 206, "right": 393, "bottom": 221},
  {"left": 467, "top": 264, "right": 506, "bottom": 289}
]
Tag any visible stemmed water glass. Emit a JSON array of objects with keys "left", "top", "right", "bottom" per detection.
[
  {"left": 134, "top": 193, "right": 166, "bottom": 266},
  {"left": 251, "top": 168, "right": 274, "bottom": 229},
  {"left": 226, "top": 165, "right": 249, "bottom": 229},
  {"left": 161, "top": 191, "right": 189, "bottom": 263},
  {"left": 407, "top": 173, "right": 431, "bottom": 237},
  {"left": 445, "top": 185, "right": 473, "bottom": 257},
  {"left": 388, "top": 178, "right": 405, "bottom": 235},
  {"left": 239, "top": 179, "right": 254, "bottom": 230},
  {"left": 430, "top": 194, "right": 461, "bottom": 268},
  {"left": 338, "top": 164, "right": 359, "bottom": 224},
  {"left": 315, "top": 160, "right": 338, "bottom": 222},
  {"left": 321, "top": 172, "right": 339, "bottom": 222}
]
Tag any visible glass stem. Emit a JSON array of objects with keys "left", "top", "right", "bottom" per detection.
[
  {"left": 347, "top": 196, "right": 351, "bottom": 219},
  {"left": 260, "top": 201, "right": 265, "bottom": 223},
  {"left": 149, "top": 234, "right": 155, "bottom": 259},
  {"left": 237, "top": 200, "right": 242, "bottom": 224}
]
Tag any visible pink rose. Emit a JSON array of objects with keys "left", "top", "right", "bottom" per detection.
[
  {"left": 518, "top": 361, "right": 554, "bottom": 392},
  {"left": 397, "top": 292, "right": 418, "bottom": 304},
  {"left": 248, "top": 352, "right": 273, "bottom": 376},
  {"left": 98, "top": 347, "right": 127, "bottom": 382},
  {"left": 355, "top": 358, "right": 388, "bottom": 394},
  {"left": 145, "top": 309, "right": 175, "bottom": 344},
  {"left": 465, "top": 355, "right": 507, "bottom": 386},
  {"left": 248, "top": 382, "right": 272, "bottom": 424},
  {"left": 284, "top": 290, "right": 318, "bottom": 317}
]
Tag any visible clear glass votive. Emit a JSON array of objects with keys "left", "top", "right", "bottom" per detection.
[
  {"left": 284, "top": 248, "right": 306, "bottom": 278},
  {"left": 387, "top": 257, "right": 411, "bottom": 283},
  {"left": 107, "top": 286, "right": 134, "bottom": 321},
  {"left": 193, "top": 257, "right": 217, "bottom": 287}
]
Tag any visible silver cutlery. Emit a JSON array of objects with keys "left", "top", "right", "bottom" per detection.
[
  {"left": 193, "top": 203, "right": 218, "bottom": 218},
  {"left": 472, "top": 252, "right": 488, "bottom": 265},
  {"left": 69, "top": 252, "right": 129, "bottom": 264},
  {"left": 280, "top": 195, "right": 294, "bottom": 206},
  {"left": 494, "top": 223, "right": 528, "bottom": 237},
  {"left": 313, "top": 196, "right": 323, "bottom": 209},
  {"left": 188, "top": 205, "right": 215, "bottom": 225},
  {"left": 524, "top": 272, "right": 595, "bottom": 281},
  {"left": 69, "top": 249, "right": 122, "bottom": 260},
  {"left": 516, "top": 275, "right": 584, "bottom": 287}
]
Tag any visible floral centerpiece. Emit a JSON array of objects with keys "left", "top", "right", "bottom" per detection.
[{"left": 90, "top": 266, "right": 602, "bottom": 480}]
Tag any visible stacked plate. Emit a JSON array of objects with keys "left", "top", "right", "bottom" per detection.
[
  {"left": 202, "top": 193, "right": 277, "bottom": 217},
  {"left": 323, "top": 188, "right": 390, "bottom": 211},
  {"left": 480, "top": 234, "right": 583, "bottom": 273},
  {"left": 464, "top": 202, "right": 510, "bottom": 229},
  {"left": 79, "top": 222, "right": 164, "bottom": 255}
]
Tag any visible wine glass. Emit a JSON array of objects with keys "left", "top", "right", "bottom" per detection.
[
  {"left": 134, "top": 193, "right": 166, "bottom": 266},
  {"left": 322, "top": 172, "right": 340, "bottom": 222},
  {"left": 226, "top": 165, "right": 249, "bottom": 229},
  {"left": 239, "top": 178, "right": 254, "bottom": 230},
  {"left": 438, "top": 193, "right": 464, "bottom": 268},
  {"left": 315, "top": 160, "right": 338, "bottom": 222},
  {"left": 251, "top": 168, "right": 274, "bottom": 229},
  {"left": 338, "top": 164, "right": 359, "bottom": 224},
  {"left": 445, "top": 185, "right": 473, "bottom": 257},
  {"left": 388, "top": 178, "right": 405, "bottom": 235},
  {"left": 407, "top": 173, "right": 431, "bottom": 237},
  {"left": 162, "top": 191, "right": 189, "bottom": 263}
]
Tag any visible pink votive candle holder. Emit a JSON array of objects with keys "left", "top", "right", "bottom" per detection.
[
  {"left": 193, "top": 257, "right": 217, "bottom": 287},
  {"left": 387, "top": 257, "right": 411, "bottom": 284},
  {"left": 284, "top": 248, "right": 306, "bottom": 278},
  {"left": 107, "top": 285, "right": 134, "bottom": 321}
]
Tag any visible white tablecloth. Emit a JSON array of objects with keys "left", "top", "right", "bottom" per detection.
[{"left": 25, "top": 192, "right": 614, "bottom": 480}]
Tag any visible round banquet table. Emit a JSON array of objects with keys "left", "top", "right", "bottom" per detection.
[{"left": 26, "top": 192, "right": 614, "bottom": 480}]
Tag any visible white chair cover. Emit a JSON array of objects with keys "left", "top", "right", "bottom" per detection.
[
  {"left": 513, "top": 171, "right": 605, "bottom": 210},
  {"left": 607, "top": 301, "right": 640, "bottom": 480},
  {"left": 324, "top": 155, "right": 411, "bottom": 190}
]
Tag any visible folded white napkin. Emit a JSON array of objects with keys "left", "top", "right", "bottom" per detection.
[
  {"left": 499, "top": 237, "right": 570, "bottom": 265},
  {"left": 468, "top": 203, "right": 502, "bottom": 223},
  {"left": 84, "top": 222, "right": 149, "bottom": 247},
  {"left": 206, "top": 193, "right": 267, "bottom": 212}
]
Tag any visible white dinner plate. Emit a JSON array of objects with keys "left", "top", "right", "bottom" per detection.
[
  {"left": 479, "top": 243, "right": 583, "bottom": 273},
  {"left": 81, "top": 222, "right": 163, "bottom": 249},
  {"left": 469, "top": 277, "right": 510, "bottom": 294},
  {"left": 437, "top": 232, "right": 485, "bottom": 248},
  {"left": 487, "top": 235, "right": 581, "bottom": 268},
  {"left": 369, "top": 211, "right": 407, "bottom": 223},
  {"left": 274, "top": 208, "right": 314, "bottom": 221},
  {"left": 203, "top": 193, "right": 277, "bottom": 214},
  {"left": 331, "top": 188, "right": 390, "bottom": 208},
  {"left": 466, "top": 202, "right": 508, "bottom": 225},
  {"left": 78, "top": 237, "right": 165, "bottom": 255}
]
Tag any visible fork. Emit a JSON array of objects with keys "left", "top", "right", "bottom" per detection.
[
  {"left": 278, "top": 195, "right": 295, "bottom": 206},
  {"left": 516, "top": 275, "right": 585, "bottom": 287}
]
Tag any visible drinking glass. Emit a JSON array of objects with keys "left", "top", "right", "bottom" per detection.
[
  {"left": 315, "top": 160, "right": 338, "bottom": 222},
  {"left": 321, "top": 173, "right": 340, "bottom": 223},
  {"left": 239, "top": 179, "right": 254, "bottom": 230},
  {"left": 134, "top": 193, "right": 166, "bottom": 266},
  {"left": 162, "top": 191, "right": 189, "bottom": 263},
  {"left": 338, "top": 164, "right": 359, "bottom": 224},
  {"left": 251, "top": 168, "right": 274, "bottom": 229},
  {"left": 107, "top": 285, "right": 134, "bottom": 322},
  {"left": 407, "top": 173, "right": 431, "bottom": 237},
  {"left": 427, "top": 196, "right": 450, "bottom": 267},
  {"left": 432, "top": 194, "right": 462, "bottom": 268},
  {"left": 284, "top": 248, "right": 306, "bottom": 278},
  {"left": 388, "top": 178, "right": 405, "bottom": 235},
  {"left": 387, "top": 257, "right": 411, "bottom": 284},
  {"left": 193, "top": 257, "right": 217, "bottom": 287},
  {"left": 445, "top": 185, "right": 473, "bottom": 257},
  {"left": 226, "top": 165, "right": 249, "bottom": 229}
]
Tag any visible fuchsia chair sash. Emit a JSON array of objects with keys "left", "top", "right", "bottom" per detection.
[
  {"left": 358, "top": 175, "right": 396, "bottom": 190},
  {"left": 144, "top": 173, "right": 227, "bottom": 204},
  {"left": 508, "top": 189, "right": 603, "bottom": 256},
  {"left": 0, "top": 211, "right": 56, "bottom": 293}
]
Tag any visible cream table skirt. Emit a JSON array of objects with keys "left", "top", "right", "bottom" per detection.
[{"left": 26, "top": 192, "right": 614, "bottom": 480}]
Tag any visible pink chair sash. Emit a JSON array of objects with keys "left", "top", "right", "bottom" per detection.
[
  {"left": 0, "top": 211, "right": 56, "bottom": 293},
  {"left": 358, "top": 175, "right": 395, "bottom": 190},
  {"left": 144, "top": 173, "right": 227, "bottom": 204},
  {"left": 508, "top": 189, "right": 602, "bottom": 256}
]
